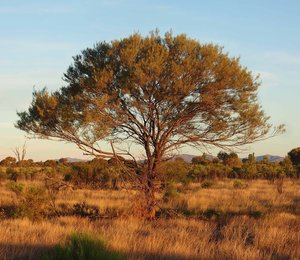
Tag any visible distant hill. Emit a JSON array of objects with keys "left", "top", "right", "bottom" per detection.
[
  {"left": 56, "top": 157, "right": 88, "bottom": 163},
  {"left": 55, "top": 154, "right": 284, "bottom": 164},
  {"left": 255, "top": 155, "right": 284, "bottom": 162},
  {"left": 174, "top": 154, "right": 284, "bottom": 163},
  {"left": 173, "top": 154, "right": 216, "bottom": 163},
  {"left": 173, "top": 154, "right": 195, "bottom": 163}
]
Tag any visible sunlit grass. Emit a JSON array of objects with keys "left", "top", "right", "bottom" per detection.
[{"left": 0, "top": 179, "right": 299, "bottom": 259}]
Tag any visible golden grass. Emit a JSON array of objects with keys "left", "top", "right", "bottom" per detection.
[{"left": 0, "top": 179, "right": 299, "bottom": 259}]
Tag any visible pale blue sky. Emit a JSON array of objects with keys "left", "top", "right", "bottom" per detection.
[{"left": 0, "top": 0, "right": 299, "bottom": 160}]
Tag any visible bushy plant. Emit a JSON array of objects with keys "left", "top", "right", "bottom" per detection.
[
  {"left": 6, "top": 181, "right": 24, "bottom": 195},
  {"left": 43, "top": 232, "right": 123, "bottom": 260},
  {"left": 6, "top": 167, "right": 21, "bottom": 182},
  {"left": 0, "top": 168, "right": 7, "bottom": 183},
  {"left": 188, "top": 164, "right": 208, "bottom": 182},
  {"left": 23, "top": 186, "right": 51, "bottom": 220},
  {"left": 233, "top": 179, "right": 247, "bottom": 189},
  {"left": 19, "top": 167, "right": 39, "bottom": 181},
  {"left": 158, "top": 158, "right": 191, "bottom": 184},
  {"left": 43, "top": 167, "right": 57, "bottom": 178},
  {"left": 7, "top": 183, "right": 51, "bottom": 220}
]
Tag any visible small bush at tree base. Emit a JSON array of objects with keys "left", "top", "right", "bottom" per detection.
[{"left": 43, "top": 232, "right": 123, "bottom": 260}]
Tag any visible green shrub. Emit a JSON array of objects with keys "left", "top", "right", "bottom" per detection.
[
  {"left": 43, "top": 167, "right": 57, "bottom": 178},
  {"left": 0, "top": 168, "right": 7, "bottom": 183},
  {"left": 233, "top": 179, "right": 247, "bottom": 189},
  {"left": 20, "top": 167, "right": 39, "bottom": 181},
  {"left": 201, "top": 180, "right": 215, "bottom": 189},
  {"left": 7, "top": 181, "right": 24, "bottom": 195},
  {"left": 43, "top": 233, "right": 123, "bottom": 260},
  {"left": 23, "top": 186, "right": 51, "bottom": 220},
  {"left": 6, "top": 167, "right": 21, "bottom": 182},
  {"left": 158, "top": 158, "right": 191, "bottom": 184},
  {"left": 162, "top": 183, "right": 179, "bottom": 202},
  {"left": 7, "top": 183, "right": 51, "bottom": 220}
]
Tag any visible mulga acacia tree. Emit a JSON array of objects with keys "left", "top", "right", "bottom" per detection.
[{"left": 16, "top": 31, "right": 284, "bottom": 218}]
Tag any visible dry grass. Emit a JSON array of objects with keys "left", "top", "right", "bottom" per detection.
[{"left": 0, "top": 179, "right": 299, "bottom": 259}]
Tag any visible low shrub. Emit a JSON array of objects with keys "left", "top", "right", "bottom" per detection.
[
  {"left": 0, "top": 168, "right": 7, "bottom": 183},
  {"left": 233, "top": 179, "right": 247, "bottom": 189},
  {"left": 7, "top": 182, "right": 51, "bottom": 220},
  {"left": 22, "top": 186, "right": 51, "bottom": 220},
  {"left": 6, "top": 167, "right": 21, "bottom": 182},
  {"left": 6, "top": 181, "right": 24, "bottom": 195},
  {"left": 43, "top": 232, "right": 123, "bottom": 260}
]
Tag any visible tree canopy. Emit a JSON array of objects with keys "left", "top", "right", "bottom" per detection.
[
  {"left": 288, "top": 147, "right": 300, "bottom": 166},
  {"left": 16, "top": 32, "right": 282, "bottom": 159},
  {"left": 16, "top": 31, "right": 284, "bottom": 217}
]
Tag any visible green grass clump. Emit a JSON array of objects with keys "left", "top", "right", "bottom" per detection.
[
  {"left": 43, "top": 232, "right": 123, "bottom": 260},
  {"left": 233, "top": 179, "right": 247, "bottom": 189}
]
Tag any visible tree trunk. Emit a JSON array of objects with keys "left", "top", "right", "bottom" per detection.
[{"left": 142, "top": 164, "right": 157, "bottom": 219}]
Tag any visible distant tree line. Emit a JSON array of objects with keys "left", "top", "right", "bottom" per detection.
[{"left": 0, "top": 147, "right": 299, "bottom": 187}]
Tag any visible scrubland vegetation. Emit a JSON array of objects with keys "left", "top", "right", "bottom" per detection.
[
  {"left": 0, "top": 152, "right": 299, "bottom": 259},
  {"left": 3, "top": 32, "right": 298, "bottom": 259}
]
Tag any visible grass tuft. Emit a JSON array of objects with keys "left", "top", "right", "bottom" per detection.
[{"left": 43, "top": 232, "right": 123, "bottom": 260}]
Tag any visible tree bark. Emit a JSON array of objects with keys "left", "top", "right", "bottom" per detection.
[
  {"left": 144, "top": 175, "right": 156, "bottom": 219},
  {"left": 143, "top": 158, "right": 159, "bottom": 219}
]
